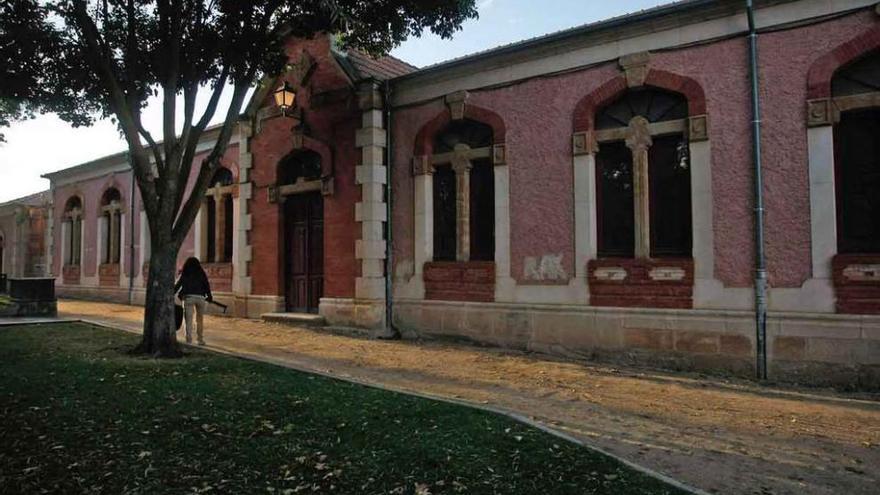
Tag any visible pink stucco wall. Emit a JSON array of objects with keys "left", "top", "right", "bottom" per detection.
[
  {"left": 51, "top": 142, "right": 240, "bottom": 282},
  {"left": 392, "top": 9, "right": 880, "bottom": 290}
]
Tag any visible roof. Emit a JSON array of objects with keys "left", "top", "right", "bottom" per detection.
[
  {"left": 0, "top": 190, "right": 50, "bottom": 210},
  {"left": 393, "top": 0, "right": 729, "bottom": 81},
  {"left": 41, "top": 123, "right": 229, "bottom": 182},
  {"left": 335, "top": 49, "right": 418, "bottom": 81}
]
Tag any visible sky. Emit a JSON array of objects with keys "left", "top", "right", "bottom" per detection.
[{"left": 0, "top": 0, "right": 669, "bottom": 203}]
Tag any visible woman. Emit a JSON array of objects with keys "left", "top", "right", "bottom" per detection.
[{"left": 174, "top": 257, "right": 213, "bottom": 345}]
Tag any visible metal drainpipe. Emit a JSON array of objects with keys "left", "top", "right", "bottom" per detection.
[
  {"left": 747, "top": 0, "right": 768, "bottom": 380},
  {"left": 127, "top": 155, "right": 137, "bottom": 306},
  {"left": 383, "top": 80, "right": 399, "bottom": 338}
]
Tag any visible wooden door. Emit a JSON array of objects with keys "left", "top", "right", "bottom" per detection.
[{"left": 284, "top": 192, "right": 324, "bottom": 313}]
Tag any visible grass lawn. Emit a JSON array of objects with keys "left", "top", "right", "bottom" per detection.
[{"left": 0, "top": 323, "right": 687, "bottom": 495}]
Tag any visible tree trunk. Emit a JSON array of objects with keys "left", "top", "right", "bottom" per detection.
[{"left": 134, "top": 243, "right": 182, "bottom": 358}]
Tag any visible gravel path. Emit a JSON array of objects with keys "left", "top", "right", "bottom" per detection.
[{"left": 58, "top": 300, "right": 880, "bottom": 495}]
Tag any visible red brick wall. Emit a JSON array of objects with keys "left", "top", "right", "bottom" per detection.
[
  {"left": 833, "top": 254, "right": 880, "bottom": 314},
  {"left": 248, "top": 35, "right": 360, "bottom": 300},
  {"left": 424, "top": 261, "right": 495, "bottom": 302},
  {"left": 588, "top": 258, "right": 694, "bottom": 309}
]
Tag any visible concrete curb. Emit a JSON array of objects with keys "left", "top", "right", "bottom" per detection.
[{"left": 59, "top": 317, "right": 709, "bottom": 495}]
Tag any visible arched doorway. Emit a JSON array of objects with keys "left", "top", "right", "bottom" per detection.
[{"left": 278, "top": 150, "right": 324, "bottom": 313}]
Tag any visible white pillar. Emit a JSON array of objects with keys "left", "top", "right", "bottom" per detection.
[
  {"left": 494, "top": 163, "right": 514, "bottom": 300},
  {"left": 138, "top": 210, "right": 150, "bottom": 286},
  {"left": 690, "top": 140, "right": 714, "bottom": 282},
  {"left": 573, "top": 153, "right": 598, "bottom": 280},
  {"left": 97, "top": 214, "right": 107, "bottom": 265},
  {"left": 412, "top": 170, "right": 433, "bottom": 299},
  {"left": 60, "top": 220, "right": 70, "bottom": 268},
  {"left": 808, "top": 125, "right": 837, "bottom": 280},
  {"left": 194, "top": 204, "right": 205, "bottom": 261},
  {"left": 118, "top": 212, "right": 126, "bottom": 285}
]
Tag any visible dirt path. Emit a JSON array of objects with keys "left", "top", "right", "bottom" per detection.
[{"left": 57, "top": 300, "right": 880, "bottom": 495}]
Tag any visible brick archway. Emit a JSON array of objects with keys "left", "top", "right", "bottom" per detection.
[
  {"left": 572, "top": 69, "right": 707, "bottom": 133},
  {"left": 413, "top": 104, "right": 507, "bottom": 157},
  {"left": 807, "top": 27, "right": 880, "bottom": 100}
]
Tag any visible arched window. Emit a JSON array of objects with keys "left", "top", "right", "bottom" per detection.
[
  {"left": 833, "top": 50, "right": 880, "bottom": 254},
  {"left": 594, "top": 88, "right": 692, "bottom": 258},
  {"left": 278, "top": 150, "right": 322, "bottom": 186},
  {"left": 100, "top": 188, "right": 123, "bottom": 264},
  {"left": 203, "top": 167, "right": 235, "bottom": 263},
  {"left": 63, "top": 196, "right": 83, "bottom": 266},
  {"left": 431, "top": 119, "right": 495, "bottom": 261}
]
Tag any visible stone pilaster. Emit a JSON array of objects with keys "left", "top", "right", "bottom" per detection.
[
  {"left": 234, "top": 121, "right": 254, "bottom": 310},
  {"left": 353, "top": 83, "right": 388, "bottom": 326}
]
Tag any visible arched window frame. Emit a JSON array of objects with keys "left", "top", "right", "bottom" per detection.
[
  {"left": 62, "top": 196, "right": 83, "bottom": 267},
  {"left": 99, "top": 187, "right": 123, "bottom": 265},
  {"left": 201, "top": 167, "right": 236, "bottom": 264},
  {"left": 591, "top": 87, "right": 693, "bottom": 259},
  {"left": 829, "top": 50, "right": 880, "bottom": 255},
  {"left": 428, "top": 118, "right": 497, "bottom": 262}
]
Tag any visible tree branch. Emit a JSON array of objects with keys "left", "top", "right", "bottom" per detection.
[{"left": 70, "top": 0, "right": 159, "bottom": 216}]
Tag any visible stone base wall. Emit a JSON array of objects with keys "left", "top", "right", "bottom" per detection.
[
  {"left": 57, "top": 284, "right": 235, "bottom": 316},
  {"left": 393, "top": 299, "right": 880, "bottom": 389},
  {"left": 320, "top": 297, "right": 385, "bottom": 330},
  {"left": 236, "top": 295, "right": 284, "bottom": 319}
]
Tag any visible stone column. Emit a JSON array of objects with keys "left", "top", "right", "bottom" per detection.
[
  {"left": 213, "top": 189, "right": 225, "bottom": 263},
  {"left": 625, "top": 117, "right": 653, "bottom": 259},
  {"left": 451, "top": 144, "right": 472, "bottom": 262},
  {"left": 353, "top": 82, "right": 388, "bottom": 328}
]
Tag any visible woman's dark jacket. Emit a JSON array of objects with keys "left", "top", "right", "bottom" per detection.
[{"left": 175, "top": 269, "right": 212, "bottom": 300}]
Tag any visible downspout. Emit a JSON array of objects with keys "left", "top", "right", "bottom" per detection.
[
  {"left": 746, "top": 0, "right": 768, "bottom": 380},
  {"left": 128, "top": 155, "right": 137, "bottom": 306},
  {"left": 383, "top": 79, "right": 400, "bottom": 338}
]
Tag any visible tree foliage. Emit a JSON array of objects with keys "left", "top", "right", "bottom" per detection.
[{"left": 0, "top": 0, "right": 477, "bottom": 356}]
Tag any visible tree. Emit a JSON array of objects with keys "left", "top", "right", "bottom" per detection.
[
  {"left": 2, "top": 0, "right": 477, "bottom": 357},
  {"left": 0, "top": 1, "right": 90, "bottom": 140}
]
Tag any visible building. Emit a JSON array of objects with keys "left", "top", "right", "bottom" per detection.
[
  {"left": 42, "top": 0, "right": 880, "bottom": 386},
  {"left": 0, "top": 190, "right": 50, "bottom": 287}
]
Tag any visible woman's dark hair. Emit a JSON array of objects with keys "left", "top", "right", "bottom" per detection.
[{"left": 180, "top": 257, "right": 205, "bottom": 278}]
